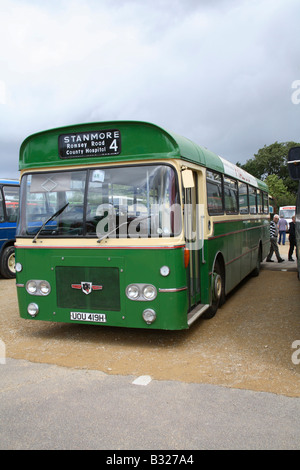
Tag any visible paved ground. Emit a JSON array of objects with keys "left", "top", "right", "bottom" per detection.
[
  {"left": 0, "top": 243, "right": 299, "bottom": 449},
  {"left": 261, "top": 242, "right": 298, "bottom": 273},
  {"left": 1, "top": 246, "right": 299, "bottom": 396},
  {"left": 0, "top": 358, "right": 299, "bottom": 450}
]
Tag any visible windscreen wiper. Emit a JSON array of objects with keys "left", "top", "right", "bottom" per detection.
[
  {"left": 97, "top": 220, "right": 129, "bottom": 243},
  {"left": 32, "top": 202, "right": 69, "bottom": 243}
]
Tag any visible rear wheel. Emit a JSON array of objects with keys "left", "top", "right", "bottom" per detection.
[
  {"left": 203, "top": 260, "right": 225, "bottom": 319},
  {"left": 252, "top": 246, "right": 262, "bottom": 277},
  {"left": 0, "top": 246, "right": 16, "bottom": 279}
]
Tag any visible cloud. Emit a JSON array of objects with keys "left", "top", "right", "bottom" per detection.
[{"left": 0, "top": 0, "right": 300, "bottom": 178}]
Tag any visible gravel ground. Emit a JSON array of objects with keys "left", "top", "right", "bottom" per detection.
[{"left": 0, "top": 244, "right": 299, "bottom": 397}]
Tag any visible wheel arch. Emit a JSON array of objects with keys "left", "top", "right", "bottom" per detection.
[{"left": 211, "top": 251, "right": 226, "bottom": 293}]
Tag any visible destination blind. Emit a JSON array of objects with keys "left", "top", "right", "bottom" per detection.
[{"left": 58, "top": 129, "right": 121, "bottom": 158}]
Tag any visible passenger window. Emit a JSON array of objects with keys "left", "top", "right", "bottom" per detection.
[
  {"left": 0, "top": 190, "right": 4, "bottom": 222},
  {"left": 239, "top": 182, "right": 249, "bottom": 214},
  {"left": 224, "top": 177, "right": 238, "bottom": 214},
  {"left": 249, "top": 186, "right": 257, "bottom": 214},
  {"left": 263, "top": 192, "right": 269, "bottom": 214},
  {"left": 257, "top": 190, "right": 263, "bottom": 213},
  {"left": 207, "top": 171, "right": 223, "bottom": 214}
]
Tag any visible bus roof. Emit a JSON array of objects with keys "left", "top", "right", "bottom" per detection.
[
  {"left": 0, "top": 179, "right": 19, "bottom": 185},
  {"left": 19, "top": 121, "right": 267, "bottom": 191}
]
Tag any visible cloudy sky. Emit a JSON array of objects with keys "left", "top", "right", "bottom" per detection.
[{"left": 0, "top": 0, "right": 299, "bottom": 179}]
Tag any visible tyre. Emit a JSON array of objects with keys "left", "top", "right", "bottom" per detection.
[
  {"left": 203, "top": 260, "right": 225, "bottom": 319},
  {"left": 252, "top": 246, "right": 262, "bottom": 277},
  {"left": 0, "top": 246, "right": 16, "bottom": 279}
]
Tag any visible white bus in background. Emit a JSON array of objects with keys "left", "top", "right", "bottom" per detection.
[{"left": 279, "top": 205, "right": 296, "bottom": 229}]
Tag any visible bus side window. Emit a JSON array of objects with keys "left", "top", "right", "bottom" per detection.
[
  {"left": 257, "top": 190, "right": 263, "bottom": 213},
  {"left": 6, "top": 205, "right": 17, "bottom": 222},
  {"left": 263, "top": 192, "right": 269, "bottom": 214},
  {"left": 224, "top": 177, "right": 238, "bottom": 214},
  {"left": 249, "top": 186, "right": 257, "bottom": 214},
  {"left": 238, "top": 182, "right": 249, "bottom": 214},
  {"left": 0, "top": 190, "right": 4, "bottom": 222},
  {"left": 3, "top": 185, "right": 19, "bottom": 222},
  {"left": 206, "top": 171, "right": 224, "bottom": 215}
]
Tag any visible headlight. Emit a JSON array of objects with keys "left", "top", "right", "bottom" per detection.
[
  {"left": 126, "top": 284, "right": 157, "bottom": 301},
  {"left": 142, "top": 308, "right": 156, "bottom": 324},
  {"left": 26, "top": 280, "right": 51, "bottom": 296},
  {"left": 126, "top": 284, "right": 140, "bottom": 299},
  {"left": 27, "top": 303, "right": 39, "bottom": 317},
  {"left": 39, "top": 281, "right": 51, "bottom": 295},
  {"left": 143, "top": 285, "right": 157, "bottom": 300},
  {"left": 26, "top": 280, "right": 37, "bottom": 294}
]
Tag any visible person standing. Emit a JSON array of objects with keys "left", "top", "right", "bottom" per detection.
[
  {"left": 288, "top": 216, "right": 297, "bottom": 261},
  {"left": 278, "top": 214, "right": 288, "bottom": 245},
  {"left": 266, "top": 214, "right": 284, "bottom": 263}
]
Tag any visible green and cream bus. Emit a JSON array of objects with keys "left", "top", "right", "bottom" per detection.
[{"left": 15, "top": 121, "right": 270, "bottom": 329}]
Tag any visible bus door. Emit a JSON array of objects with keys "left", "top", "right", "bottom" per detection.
[{"left": 183, "top": 170, "right": 201, "bottom": 310}]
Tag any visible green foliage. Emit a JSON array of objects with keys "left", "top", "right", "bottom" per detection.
[
  {"left": 265, "top": 174, "right": 296, "bottom": 207},
  {"left": 237, "top": 141, "right": 299, "bottom": 205}
]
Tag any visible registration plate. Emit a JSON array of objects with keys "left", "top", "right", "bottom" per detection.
[{"left": 70, "top": 312, "right": 107, "bottom": 323}]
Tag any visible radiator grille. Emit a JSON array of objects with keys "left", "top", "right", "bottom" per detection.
[{"left": 56, "top": 266, "right": 120, "bottom": 311}]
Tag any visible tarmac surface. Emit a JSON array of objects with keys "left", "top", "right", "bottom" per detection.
[
  {"left": 261, "top": 242, "right": 298, "bottom": 273},
  {"left": 0, "top": 358, "right": 299, "bottom": 450},
  {"left": 0, "top": 243, "right": 299, "bottom": 450}
]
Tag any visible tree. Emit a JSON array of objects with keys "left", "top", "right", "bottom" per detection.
[
  {"left": 237, "top": 141, "right": 299, "bottom": 203},
  {"left": 264, "top": 174, "right": 296, "bottom": 209}
]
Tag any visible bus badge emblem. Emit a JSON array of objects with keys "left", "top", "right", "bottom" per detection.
[
  {"left": 71, "top": 282, "right": 103, "bottom": 295},
  {"left": 81, "top": 282, "right": 93, "bottom": 295}
]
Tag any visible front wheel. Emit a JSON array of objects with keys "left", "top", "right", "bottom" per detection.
[
  {"left": 0, "top": 246, "right": 16, "bottom": 279},
  {"left": 203, "top": 260, "right": 225, "bottom": 319}
]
